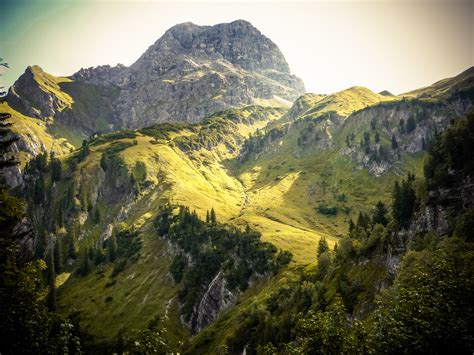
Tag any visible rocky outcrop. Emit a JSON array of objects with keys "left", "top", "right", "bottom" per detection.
[
  {"left": 7, "top": 66, "right": 70, "bottom": 119},
  {"left": 415, "top": 177, "right": 474, "bottom": 236},
  {"left": 340, "top": 95, "right": 473, "bottom": 176},
  {"left": 187, "top": 271, "right": 237, "bottom": 334}
]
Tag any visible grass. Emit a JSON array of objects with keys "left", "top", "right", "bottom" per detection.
[
  {"left": 298, "top": 86, "right": 398, "bottom": 119},
  {"left": 57, "top": 185, "right": 189, "bottom": 345}
]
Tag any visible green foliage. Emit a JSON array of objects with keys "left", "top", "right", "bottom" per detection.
[
  {"left": 240, "top": 125, "right": 287, "bottom": 162},
  {"left": 107, "top": 228, "right": 142, "bottom": 278},
  {"left": 424, "top": 111, "right": 474, "bottom": 188},
  {"left": 108, "top": 233, "right": 118, "bottom": 262},
  {"left": 0, "top": 110, "right": 19, "bottom": 170},
  {"left": 79, "top": 248, "right": 91, "bottom": 276},
  {"left": 454, "top": 207, "right": 474, "bottom": 242},
  {"left": 127, "top": 317, "right": 175, "bottom": 353},
  {"left": 391, "top": 173, "right": 417, "bottom": 229},
  {"left": 406, "top": 115, "right": 417, "bottom": 133},
  {"left": 155, "top": 205, "right": 291, "bottom": 321},
  {"left": 288, "top": 298, "right": 369, "bottom": 354},
  {"left": 100, "top": 141, "right": 133, "bottom": 171},
  {"left": 391, "top": 134, "right": 398, "bottom": 149},
  {"left": 372, "top": 201, "right": 388, "bottom": 227},
  {"left": 90, "top": 130, "right": 137, "bottom": 146},
  {"left": 50, "top": 152, "right": 62, "bottom": 181},
  {"left": 53, "top": 239, "right": 63, "bottom": 274},
  {"left": 77, "top": 139, "right": 90, "bottom": 162},
  {"left": 371, "top": 238, "right": 474, "bottom": 353},
  {"left": 316, "top": 203, "right": 338, "bottom": 215},
  {"left": 170, "top": 254, "right": 187, "bottom": 283},
  {"left": 317, "top": 236, "right": 329, "bottom": 257},
  {"left": 0, "top": 130, "right": 79, "bottom": 353},
  {"left": 140, "top": 122, "right": 189, "bottom": 141}
]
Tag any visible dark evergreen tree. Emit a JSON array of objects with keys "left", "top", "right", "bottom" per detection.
[
  {"left": 399, "top": 119, "right": 405, "bottom": 134},
  {"left": 406, "top": 116, "right": 417, "bottom": 133},
  {"left": 46, "top": 249, "right": 57, "bottom": 312},
  {"left": 0, "top": 112, "right": 18, "bottom": 171},
  {"left": 391, "top": 134, "right": 398, "bottom": 149},
  {"left": 317, "top": 237, "right": 329, "bottom": 257},
  {"left": 78, "top": 140, "right": 90, "bottom": 162},
  {"left": 109, "top": 233, "right": 118, "bottom": 262},
  {"left": 53, "top": 239, "right": 63, "bottom": 274},
  {"left": 50, "top": 152, "right": 62, "bottom": 181},
  {"left": 372, "top": 201, "right": 388, "bottom": 227},
  {"left": 363, "top": 132, "right": 371, "bottom": 153},
  {"left": 210, "top": 208, "right": 217, "bottom": 224},
  {"left": 392, "top": 174, "right": 416, "bottom": 228},
  {"left": 356, "top": 212, "right": 370, "bottom": 231},
  {"left": 348, "top": 219, "right": 355, "bottom": 235},
  {"left": 374, "top": 131, "right": 380, "bottom": 143},
  {"left": 80, "top": 249, "right": 90, "bottom": 276},
  {"left": 370, "top": 117, "right": 377, "bottom": 130}
]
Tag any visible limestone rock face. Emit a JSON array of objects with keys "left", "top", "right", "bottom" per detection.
[
  {"left": 72, "top": 20, "right": 305, "bottom": 128},
  {"left": 187, "top": 271, "right": 237, "bottom": 334}
]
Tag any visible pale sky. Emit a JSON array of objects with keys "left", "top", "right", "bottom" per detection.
[{"left": 1, "top": 0, "right": 473, "bottom": 95}]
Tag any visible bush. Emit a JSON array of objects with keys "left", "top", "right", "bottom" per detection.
[{"left": 316, "top": 204, "right": 338, "bottom": 215}]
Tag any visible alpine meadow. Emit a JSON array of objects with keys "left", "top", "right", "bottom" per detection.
[{"left": 1, "top": 1, "right": 473, "bottom": 354}]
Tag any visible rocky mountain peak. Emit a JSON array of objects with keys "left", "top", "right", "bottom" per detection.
[{"left": 133, "top": 20, "right": 291, "bottom": 74}]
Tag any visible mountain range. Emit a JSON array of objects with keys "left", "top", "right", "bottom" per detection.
[{"left": 1, "top": 20, "right": 473, "bottom": 354}]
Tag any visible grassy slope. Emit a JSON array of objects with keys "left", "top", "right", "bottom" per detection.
[
  {"left": 58, "top": 192, "right": 189, "bottom": 346},
  {"left": 26, "top": 65, "right": 74, "bottom": 113},
  {"left": 403, "top": 66, "right": 474, "bottom": 98},
  {"left": 57, "top": 107, "right": 286, "bottom": 342},
  {"left": 6, "top": 65, "right": 123, "bottom": 153},
  {"left": 1, "top": 102, "right": 73, "bottom": 166},
  {"left": 300, "top": 86, "right": 397, "bottom": 119}
]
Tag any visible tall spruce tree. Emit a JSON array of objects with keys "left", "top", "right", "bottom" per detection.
[
  {"left": 372, "top": 201, "right": 388, "bottom": 226},
  {"left": 317, "top": 237, "right": 329, "bottom": 257},
  {"left": 210, "top": 208, "right": 217, "bottom": 224}
]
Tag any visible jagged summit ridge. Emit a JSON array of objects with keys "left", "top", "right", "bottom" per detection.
[{"left": 134, "top": 20, "right": 291, "bottom": 73}]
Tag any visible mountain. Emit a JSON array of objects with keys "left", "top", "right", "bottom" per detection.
[
  {"left": 7, "top": 20, "right": 304, "bottom": 137},
  {"left": 403, "top": 66, "right": 474, "bottom": 99}
]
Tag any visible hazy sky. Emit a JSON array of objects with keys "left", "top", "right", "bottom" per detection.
[{"left": 1, "top": 0, "right": 473, "bottom": 94}]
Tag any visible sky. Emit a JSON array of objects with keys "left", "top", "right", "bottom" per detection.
[{"left": 1, "top": 0, "right": 473, "bottom": 95}]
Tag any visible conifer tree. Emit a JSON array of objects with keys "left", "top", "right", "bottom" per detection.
[
  {"left": 348, "top": 219, "right": 355, "bottom": 235},
  {"left": 46, "top": 249, "right": 57, "bottom": 311},
  {"left": 372, "top": 201, "right": 388, "bottom": 226},
  {"left": 317, "top": 236, "right": 329, "bottom": 257},
  {"left": 210, "top": 208, "right": 217, "bottom": 224},
  {"left": 391, "top": 134, "right": 398, "bottom": 149},
  {"left": 53, "top": 239, "right": 63, "bottom": 274},
  {"left": 109, "top": 233, "right": 118, "bottom": 262},
  {"left": 80, "top": 248, "right": 90, "bottom": 276},
  {"left": 50, "top": 152, "right": 62, "bottom": 181}
]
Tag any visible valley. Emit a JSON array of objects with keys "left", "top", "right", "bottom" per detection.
[{"left": 1, "top": 17, "right": 473, "bottom": 354}]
